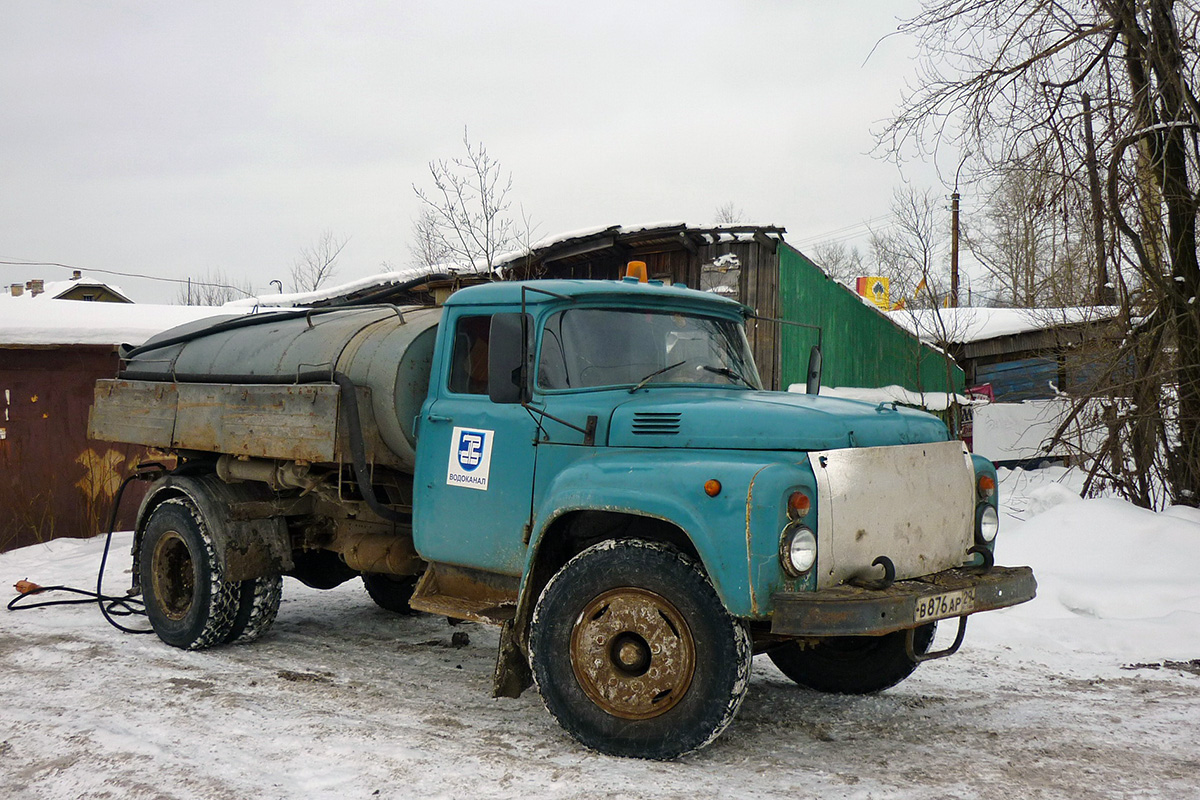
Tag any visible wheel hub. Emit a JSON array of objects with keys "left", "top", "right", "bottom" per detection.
[
  {"left": 151, "top": 530, "right": 195, "bottom": 621},
  {"left": 569, "top": 587, "right": 695, "bottom": 720}
]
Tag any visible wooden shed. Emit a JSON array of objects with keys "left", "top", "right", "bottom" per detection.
[
  {"left": 495, "top": 223, "right": 964, "bottom": 397},
  {"left": 890, "top": 307, "right": 1120, "bottom": 402}
]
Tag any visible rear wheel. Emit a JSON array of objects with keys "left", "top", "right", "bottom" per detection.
[
  {"left": 225, "top": 575, "right": 283, "bottom": 644},
  {"left": 767, "top": 623, "right": 937, "bottom": 694},
  {"left": 362, "top": 573, "right": 419, "bottom": 615},
  {"left": 530, "top": 540, "right": 752, "bottom": 760},
  {"left": 139, "top": 497, "right": 239, "bottom": 650}
]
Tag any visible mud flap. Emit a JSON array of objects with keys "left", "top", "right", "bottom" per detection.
[{"left": 493, "top": 619, "right": 533, "bottom": 699}]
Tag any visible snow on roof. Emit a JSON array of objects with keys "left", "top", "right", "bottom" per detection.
[
  {"left": 0, "top": 274, "right": 131, "bottom": 303},
  {"left": 890, "top": 306, "right": 1120, "bottom": 344},
  {"left": 223, "top": 265, "right": 458, "bottom": 309},
  {"left": 229, "top": 222, "right": 790, "bottom": 310},
  {"left": 0, "top": 298, "right": 247, "bottom": 346},
  {"left": 492, "top": 221, "right": 784, "bottom": 270},
  {"left": 518, "top": 221, "right": 688, "bottom": 255}
]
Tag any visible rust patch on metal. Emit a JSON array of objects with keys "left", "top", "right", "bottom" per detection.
[
  {"left": 770, "top": 565, "right": 1037, "bottom": 637},
  {"left": 744, "top": 465, "right": 771, "bottom": 616}
]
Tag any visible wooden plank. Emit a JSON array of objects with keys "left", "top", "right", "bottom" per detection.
[{"left": 174, "top": 383, "right": 341, "bottom": 462}]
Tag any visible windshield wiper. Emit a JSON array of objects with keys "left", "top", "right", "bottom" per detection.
[
  {"left": 701, "top": 364, "right": 753, "bottom": 387},
  {"left": 629, "top": 361, "right": 686, "bottom": 393}
]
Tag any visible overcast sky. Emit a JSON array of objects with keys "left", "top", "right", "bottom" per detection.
[{"left": 1, "top": 1, "right": 963, "bottom": 304}]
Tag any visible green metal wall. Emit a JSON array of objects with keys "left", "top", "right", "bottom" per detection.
[{"left": 777, "top": 245, "right": 964, "bottom": 396}]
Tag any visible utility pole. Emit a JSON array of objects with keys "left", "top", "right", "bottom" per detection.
[
  {"left": 950, "top": 190, "right": 960, "bottom": 307},
  {"left": 1082, "top": 92, "right": 1114, "bottom": 305}
]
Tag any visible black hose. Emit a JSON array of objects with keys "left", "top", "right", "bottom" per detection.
[
  {"left": 124, "top": 271, "right": 448, "bottom": 359},
  {"left": 118, "top": 370, "right": 334, "bottom": 385},
  {"left": 7, "top": 470, "right": 155, "bottom": 634},
  {"left": 331, "top": 372, "right": 409, "bottom": 524},
  {"left": 123, "top": 308, "right": 315, "bottom": 358}
]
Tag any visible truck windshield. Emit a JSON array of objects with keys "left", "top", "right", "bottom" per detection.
[{"left": 537, "top": 307, "right": 761, "bottom": 391}]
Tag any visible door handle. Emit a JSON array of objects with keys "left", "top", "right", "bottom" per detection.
[{"left": 426, "top": 413, "right": 453, "bottom": 423}]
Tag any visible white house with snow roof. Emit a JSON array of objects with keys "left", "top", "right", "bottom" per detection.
[{"left": 4, "top": 271, "right": 132, "bottom": 303}]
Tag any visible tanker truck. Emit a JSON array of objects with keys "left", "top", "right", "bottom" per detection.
[{"left": 88, "top": 269, "right": 1035, "bottom": 759}]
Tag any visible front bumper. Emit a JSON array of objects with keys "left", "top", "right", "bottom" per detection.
[{"left": 770, "top": 565, "right": 1036, "bottom": 637}]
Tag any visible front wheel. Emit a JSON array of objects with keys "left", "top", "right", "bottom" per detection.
[
  {"left": 767, "top": 623, "right": 937, "bottom": 694},
  {"left": 139, "top": 497, "right": 240, "bottom": 650},
  {"left": 530, "top": 540, "right": 752, "bottom": 760}
]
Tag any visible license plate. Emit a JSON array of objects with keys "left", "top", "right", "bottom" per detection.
[{"left": 914, "top": 588, "right": 976, "bottom": 623}]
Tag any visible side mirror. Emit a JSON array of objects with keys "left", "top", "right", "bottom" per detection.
[
  {"left": 806, "top": 345, "right": 823, "bottom": 395},
  {"left": 488, "top": 313, "right": 532, "bottom": 404}
]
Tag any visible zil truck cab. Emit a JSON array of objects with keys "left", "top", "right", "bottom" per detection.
[{"left": 89, "top": 268, "right": 1036, "bottom": 759}]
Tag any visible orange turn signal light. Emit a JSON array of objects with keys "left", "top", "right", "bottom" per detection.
[
  {"left": 704, "top": 479, "right": 722, "bottom": 497},
  {"left": 787, "top": 491, "right": 811, "bottom": 519},
  {"left": 977, "top": 475, "right": 996, "bottom": 499}
]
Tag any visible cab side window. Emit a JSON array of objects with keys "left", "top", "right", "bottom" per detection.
[{"left": 448, "top": 315, "right": 492, "bottom": 395}]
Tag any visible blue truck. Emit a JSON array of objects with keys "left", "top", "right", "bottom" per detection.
[{"left": 89, "top": 267, "right": 1035, "bottom": 759}]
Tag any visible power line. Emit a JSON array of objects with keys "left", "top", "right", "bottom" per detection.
[
  {"left": 789, "top": 213, "right": 898, "bottom": 247},
  {"left": 0, "top": 258, "right": 255, "bottom": 296}
]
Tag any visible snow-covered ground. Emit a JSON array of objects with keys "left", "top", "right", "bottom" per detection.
[{"left": 2, "top": 467, "right": 1198, "bottom": 799}]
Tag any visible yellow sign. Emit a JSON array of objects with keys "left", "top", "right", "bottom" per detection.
[{"left": 855, "top": 276, "right": 890, "bottom": 310}]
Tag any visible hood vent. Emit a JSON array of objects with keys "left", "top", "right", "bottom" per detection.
[{"left": 632, "top": 411, "right": 681, "bottom": 435}]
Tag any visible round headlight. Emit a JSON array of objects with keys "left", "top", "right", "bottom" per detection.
[
  {"left": 781, "top": 524, "right": 817, "bottom": 576},
  {"left": 976, "top": 504, "right": 999, "bottom": 544}
]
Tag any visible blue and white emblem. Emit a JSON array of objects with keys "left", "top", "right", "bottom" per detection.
[{"left": 447, "top": 427, "right": 494, "bottom": 490}]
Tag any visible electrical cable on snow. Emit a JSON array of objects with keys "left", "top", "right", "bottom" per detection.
[{"left": 6, "top": 470, "right": 155, "bottom": 634}]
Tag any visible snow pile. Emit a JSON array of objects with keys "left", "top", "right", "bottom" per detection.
[{"left": 965, "top": 465, "right": 1200, "bottom": 666}]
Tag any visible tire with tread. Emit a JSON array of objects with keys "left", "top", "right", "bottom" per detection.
[
  {"left": 530, "top": 539, "right": 752, "bottom": 760},
  {"left": 767, "top": 623, "right": 937, "bottom": 694},
  {"left": 225, "top": 575, "right": 283, "bottom": 644},
  {"left": 139, "top": 497, "right": 239, "bottom": 650},
  {"left": 362, "top": 573, "right": 419, "bottom": 615}
]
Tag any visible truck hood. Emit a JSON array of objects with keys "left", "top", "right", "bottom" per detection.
[{"left": 607, "top": 390, "right": 949, "bottom": 451}]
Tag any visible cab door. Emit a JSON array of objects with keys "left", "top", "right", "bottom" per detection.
[{"left": 413, "top": 309, "right": 540, "bottom": 575}]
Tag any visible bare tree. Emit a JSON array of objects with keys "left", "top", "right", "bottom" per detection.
[
  {"left": 880, "top": 0, "right": 1200, "bottom": 508},
  {"left": 290, "top": 230, "right": 348, "bottom": 293},
  {"left": 810, "top": 240, "right": 865, "bottom": 288},
  {"left": 968, "top": 150, "right": 1094, "bottom": 307},
  {"left": 412, "top": 130, "right": 517, "bottom": 275},
  {"left": 712, "top": 201, "right": 746, "bottom": 224},
  {"left": 869, "top": 186, "right": 948, "bottom": 309},
  {"left": 408, "top": 207, "right": 453, "bottom": 269},
  {"left": 175, "top": 269, "right": 253, "bottom": 306}
]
